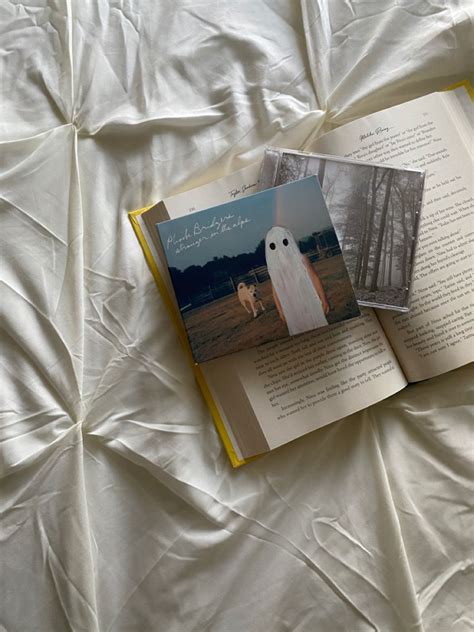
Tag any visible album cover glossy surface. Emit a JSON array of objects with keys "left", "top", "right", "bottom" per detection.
[
  {"left": 156, "top": 177, "right": 360, "bottom": 363},
  {"left": 259, "top": 148, "right": 425, "bottom": 311}
]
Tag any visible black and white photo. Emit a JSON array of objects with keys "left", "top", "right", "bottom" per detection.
[{"left": 260, "top": 149, "right": 425, "bottom": 310}]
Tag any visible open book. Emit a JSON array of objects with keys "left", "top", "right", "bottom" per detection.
[{"left": 129, "top": 82, "right": 473, "bottom": 467}]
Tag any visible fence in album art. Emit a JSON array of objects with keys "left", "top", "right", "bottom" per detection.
[{"left": 179, "top": 235, "right": 342, "bottom": 312}]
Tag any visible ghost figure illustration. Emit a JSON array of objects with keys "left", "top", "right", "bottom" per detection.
[{"left": 265, "top": 226, "right": 329, "bottom": 335}]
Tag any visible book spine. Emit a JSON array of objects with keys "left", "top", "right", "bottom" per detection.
[{"left": 128, "top": 207, "right": 247, "bottom": 468}]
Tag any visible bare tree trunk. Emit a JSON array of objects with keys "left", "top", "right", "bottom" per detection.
[
  {"left": 388, "top": 199, "right": 394, "bottom": 286},
  {"left": 400, "top": 193, "right": 409, "bottom": 287},
  {"left": 392, "top": 182, "right": 410, "bottom": 287},
  {"left": 355, "top": 177, "right": 372, "bottom": 286},
  {"left": 360, "top": 168, "right": 388, "bottom": 287},
  {"left": 355, "top": 217, "right": 366, "bottom": 284},
  {"left": 317, "top": 159, "right": 326, "bottom": 189},
  {"left": 381, "top": 219, "right": 388, "bottom": 287},
  {"left": 370, "top": 169, "right": 394, "bottom": 292},
  {"left": 405, "top": 185, "right": 417, "bottom": 280},
  {"left": 303, "top": 158, "right": 310, "bottom": 177},
  {"left": 354, "top": 228, "right": 365, "bottom": 287},
  {"left": 359, "top": 168, "right": 378, "bottom": 288}
]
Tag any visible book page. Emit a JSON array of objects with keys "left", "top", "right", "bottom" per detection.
[
  {"left": 203, "top": 309, "right": 407, "bottom": 454},
  {"left": 163, "top": 163, "right": 260, "bottom": 218},
  {"left": 310, "top": 90, "right": 473, "bottom": 382},
  {"left": 138, "top": 163, "right": 261, "bottom": 295}
]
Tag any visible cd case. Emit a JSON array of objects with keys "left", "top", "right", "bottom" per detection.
[
  {"left": 258, "top": 147, "right": 425, "bottom": 312},
  {"left": 155, "top": 177, "right": 360, "bottom": 363}
]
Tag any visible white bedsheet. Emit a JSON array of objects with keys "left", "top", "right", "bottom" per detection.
[{"left": 1, "top": 2, "right": 473, "bottom": 630}]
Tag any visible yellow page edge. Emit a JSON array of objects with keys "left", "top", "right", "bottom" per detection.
[
  {"left": 444, "top": 78, "right": 474, "bottom": 100},
  {"left": 129, "top": 206, "right": 249, "bottom": 468}
]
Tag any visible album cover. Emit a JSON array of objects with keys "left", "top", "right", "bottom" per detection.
[
  {"left": 156, "top": 177, "right": 360, "bottom": 363},
  {"left": 259, "top": 148, "right": 425, "bottom": 311}
]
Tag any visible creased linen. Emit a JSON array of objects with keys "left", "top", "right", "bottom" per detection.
[{"left": 1, "top": 1, "right": 473, "bottom": 630}]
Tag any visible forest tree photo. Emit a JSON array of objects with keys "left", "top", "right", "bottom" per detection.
[{"left": 273, "top": 152, "right": 425, "bottom": 310}]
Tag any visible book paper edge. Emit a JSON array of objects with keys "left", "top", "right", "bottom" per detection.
[{"left": 444, "top": 78, "right": 474, "bottom": 100}]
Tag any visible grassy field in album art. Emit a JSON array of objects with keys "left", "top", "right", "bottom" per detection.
[{"left": 182, "top": 255, "right": 360, "bottom": 363}]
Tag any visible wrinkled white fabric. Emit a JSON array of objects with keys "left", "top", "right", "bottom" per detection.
[{"left": 1, "top": 2, "right": 473, "bottom": 631}]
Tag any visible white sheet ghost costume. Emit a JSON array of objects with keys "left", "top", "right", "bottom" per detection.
[{"left": 265, "top": 226, "right": 328, "bottom": 335}]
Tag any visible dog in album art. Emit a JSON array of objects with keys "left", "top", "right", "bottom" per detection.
[
  {"left": 237, "top": 282, "right": 265, "bottom": 318},
  {"left": 265, "top": 226, "right": 330, "bottom": 335}
]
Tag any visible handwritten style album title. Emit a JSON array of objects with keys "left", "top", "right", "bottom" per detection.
[{"left": 166, "top": 214, "right": 252, "bottom": 255}]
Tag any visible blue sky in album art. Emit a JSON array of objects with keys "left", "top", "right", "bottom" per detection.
[{"left": 156, "top": 176, "right": 333, "bottom": 271}]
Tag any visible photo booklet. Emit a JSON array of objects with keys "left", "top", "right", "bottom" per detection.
[
  {"left": 156, "top": 177, "right": 360, "bottom": 363},
  {"left": 129, "top": 82, "right": 473, "bottom": 467}
]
